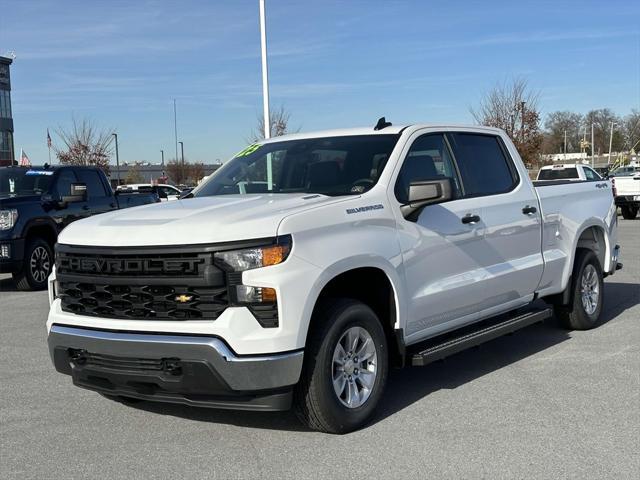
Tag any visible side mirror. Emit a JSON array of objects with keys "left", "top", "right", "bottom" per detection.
[
  {"left": 157, "top": 189, "right": 168, "bottom": 199},
  {"left": 400, "top": 178, "right": 453, "bottom": 220},
  {"left": 62, "top": 183, "right": 87, "bottom": 204}
]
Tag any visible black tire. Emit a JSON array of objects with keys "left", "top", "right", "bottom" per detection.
[
  {"left": 620, "top": 205, "right": 638, "bottom": 220},
  {"left": 12, "top": 237, "right": 53, "bottom": 291},
  {"left": 554, "top": 249, "right": 604, "bottom": 330},
  {"left": 294, "top": 299, "right": 388, "bottom": 434}
]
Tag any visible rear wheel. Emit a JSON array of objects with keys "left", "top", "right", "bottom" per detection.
[
  {"left": 13, "top": 237, "right": 53, "bottom": 291},
  {"left": 294, "top": 299, "right": 388, "bottom": 434},
  {"left": 620, "top": 205, "right": 638, "bottom": 220},
  {"left": 555, "top": 249, "right": 604, "bottom": 330}
]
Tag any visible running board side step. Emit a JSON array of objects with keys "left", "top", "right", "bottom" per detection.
[{"left": 410, "top": 308, "right": 553, "bottom": 367}]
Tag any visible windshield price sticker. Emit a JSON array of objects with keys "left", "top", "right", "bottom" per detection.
[
  {"left": 25, "top": 170, "right": 54, "bottom": 176},
  {"left": 235, "top": 144, "right": 261, "bottom": 158}
]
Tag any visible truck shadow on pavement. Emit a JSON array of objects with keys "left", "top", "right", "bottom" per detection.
[
  {"left": 124, "top": 281, "right": 638, "bottom": 433},
  {"left": 0, "top": 275, "right": 18, "bottom": 292}
]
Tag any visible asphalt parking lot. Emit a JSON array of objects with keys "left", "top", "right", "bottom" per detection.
[{"left": 1, "top": 219, "right": 638, "bottom": 479}]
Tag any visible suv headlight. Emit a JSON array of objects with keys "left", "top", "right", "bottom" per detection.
[
  {"left": 0, "top": 209, "right": 18, "bottom": 231},
  {"left": 214, "top": 236, "right": 291, "bottom": 272}
]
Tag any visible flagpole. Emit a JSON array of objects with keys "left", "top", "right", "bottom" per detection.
[{"left": 48, "top": 145, "right": 51, "bottom": 164}]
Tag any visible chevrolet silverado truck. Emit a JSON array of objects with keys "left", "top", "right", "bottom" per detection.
[
  {"left": 611, "top": 169, "right": 640, "bottom": 219},
  {"left": 0, "top": 165, "right": 158, "bottom": 290},
  {"left": 536, "top": 163, "right": 602, "bottom": 182},
  {"left": 46, "top": 121, "right": 621, "bottom": 433}
]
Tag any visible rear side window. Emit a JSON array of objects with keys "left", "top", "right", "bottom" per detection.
[
  {"left": 77, "top": 169, "right": 109, "bottom": 198},
  {"left": 447, "top": 133, "right": 517, "bottom": 196},
  {"left": 538, "top": 168, "right": 579, "bottom": 180}
]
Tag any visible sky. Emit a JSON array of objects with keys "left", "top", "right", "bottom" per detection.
[{"left": 1, "top": 0, "right": 638, "bottom": 165}]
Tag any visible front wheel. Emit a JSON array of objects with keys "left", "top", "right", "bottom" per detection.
[
  {"left": 555, "top": 249, "right": 604, "bottom": 330},
  {"left": 620, "top": 205, "right": 638, "bottom": 220},
  {"left": 13, "top": 237, "right": 53, "bottom": 291},
  {"left": 294, "top": 299, "right": 388, "bottom": 434}
]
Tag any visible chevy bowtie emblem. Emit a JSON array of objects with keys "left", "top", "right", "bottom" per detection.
[{"left": 175, "top": 294, "right": 193, "bottom": 303}]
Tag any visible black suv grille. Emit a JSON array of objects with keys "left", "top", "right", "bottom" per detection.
[{"left": 56, "top": 244, "right": 229, "bottom": 321}]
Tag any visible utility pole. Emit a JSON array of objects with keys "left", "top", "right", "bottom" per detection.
[
  {"left": 112, "top": 133, "right": 120, "bottom": 186},
  {"left": 563, "top": 130, "right": 567, "bottom": 161},
  {"left": 608, "top": 121, "right": 616, "bottom": 166},
  {"left": 520, "top": 101, "right": 526, "bottom": 144},
  {"left": 591, "top": 123, "right": 595, "bottom": 167},
  {"left": 179, "top": 141, "right": 184, "bottom": 166}
]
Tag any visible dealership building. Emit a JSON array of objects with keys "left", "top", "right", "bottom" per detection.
[{"left": 0, "top": 55, "right": 14, "bottom": 166}]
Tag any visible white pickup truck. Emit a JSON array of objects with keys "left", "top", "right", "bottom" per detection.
[
  {"left": 46, "top": 121, "right": 621, "bottom": 433},
  {"left": 537, "top": 163, "right": 602, "bottom": 182},
  {"left": 611, "top": 168, "right": 640, "bottom": 219}
]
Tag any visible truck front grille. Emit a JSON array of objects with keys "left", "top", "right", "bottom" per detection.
[
  {"left": 59, "top": 282, "right": 228, "bottom": 320},
  {"left": 56, "top": 244, "right": 230, "bottom": 321}
]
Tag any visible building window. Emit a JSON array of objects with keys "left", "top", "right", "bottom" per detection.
[
  {"left": 0, "top": 131, "right": 13, "bottom": 157},
  {"left": 0, "top": 90, "right": 11, "bottom": 118}
]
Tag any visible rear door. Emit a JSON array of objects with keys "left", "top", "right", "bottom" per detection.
[{"left": 446, "top": 132, "right": 544, "bottom": 318}]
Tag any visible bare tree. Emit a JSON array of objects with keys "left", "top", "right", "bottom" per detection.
[
  {"left": 622, "top": 109, "right": 640, "bottom": 152},
  {"left": 54, "top": 117, "right": 113, "bottom": 174},
  {"left": 250, "top": 105, "right": 297, "bottom": 142},
  {"left": 470, "top": 78, "right": 543, "bottom": 167},
  {"left": 584, "top": 109, "right": 624, "bottom": 155},
  {"left": 166, "top": 159, "right": 189, "bottom": 185},
  {"left": 189, "top": 162, "right": 205, "bottom": 184},
  {"left": 543, "top": 111, "right": 584, "bottom": 154}
]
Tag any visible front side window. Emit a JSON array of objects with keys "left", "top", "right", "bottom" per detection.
[
  {"left": 447, "top": 133, "right": 517, "bottom": 196},
  {"left": 395, "top": 133, "right": 461, "bottom": 203},
  {"left": 54, "top": 170, "right": 78, "bottom": 197},
  {"left": 583, "top": 167, "right": 600, "bottom": 181},
  {"left": 194, "top": 135, "right": 400, "bottom": 197},
  {"left": 76, "top": 169, "right": 108, "bottom": 197}
]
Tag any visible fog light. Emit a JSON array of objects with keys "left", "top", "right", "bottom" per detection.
[
  {"left": 236, "top": 285, "right": 277, "bottom": 303},
  {"left": 0, "top": 244, "right": 10, "bottom": 258}
]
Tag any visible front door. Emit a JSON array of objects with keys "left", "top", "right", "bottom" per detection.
[{"left": 393, "top": 132, "right": 488, "bottom": 342}]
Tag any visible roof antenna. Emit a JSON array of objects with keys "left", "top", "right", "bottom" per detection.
[{"left": 374, "top": 117, "right": 392, "bottom": 131}]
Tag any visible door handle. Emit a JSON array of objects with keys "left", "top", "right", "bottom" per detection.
[
  {"left": 461, "top": 214, "right": 481, "bottom": 224},
  {"left": 522, "top": 205, "right": 537, "bottom": 215}
]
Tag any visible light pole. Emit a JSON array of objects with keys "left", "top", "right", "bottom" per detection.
[
  {"left": 160, "top": 149, "right": 164, "bottom": 166},
  {"left": 178, "top": 141, "right": 184, "bottom": 166},
  {"left": 173, "top": 99, "right": 178, "bottom": 167},
  {"left": 608, "top": 122, "right": 616, "bottom": 166},
  {"left": 112, "top": 133, "right": 120, "bottom": 186},
  {"left": 259, "top": 0, "right": 270, "bottom": 140},
  {"left": 520, "top": 101, "right": 526, "bottom": 144}
]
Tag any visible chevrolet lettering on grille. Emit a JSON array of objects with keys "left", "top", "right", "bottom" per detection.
[{"left": 59, "top": 257, "right": 204, "bottom": 275}]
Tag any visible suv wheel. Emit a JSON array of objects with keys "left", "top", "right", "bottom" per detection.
[
  {"left": 294, "top": 299, "right": 388, "bottom": 434},
  {"left": 555, "top": 249, "right": 604, "bottom": 330},
  {"left": 13, "top": 238, "right": 53, "bottom": 291}
]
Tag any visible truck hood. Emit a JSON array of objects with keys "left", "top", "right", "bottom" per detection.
[{"left": 58, "top": 193, "right": 350, "bottom": 247}]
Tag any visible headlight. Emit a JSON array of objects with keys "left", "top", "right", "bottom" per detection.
[
  {"left": 214, "top": 236, "right": 291, "bottom": 272},
  {"left": 0, "top": 209, "right": 18, "bottom": 231}
]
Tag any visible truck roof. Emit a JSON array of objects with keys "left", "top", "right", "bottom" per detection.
[{"left": 259, "top": 124, "right": 504, "bottom": 144}]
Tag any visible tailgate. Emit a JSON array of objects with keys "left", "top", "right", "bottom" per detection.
[{"left": 613, "top": 175, "right": 640, "bottom": 196}]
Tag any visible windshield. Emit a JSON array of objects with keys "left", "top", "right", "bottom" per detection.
[
  {"left": 193, "top": 134, "right": 400, "bottom": 197},
  {"left": 538, "top": 167, "right": 579, "bottom": 180},
  {"left": 0, "top": 168, "right": 54, "bottom": 197},
  {"left": 612, "top": 167, "right": 640, "bottom": 177}
]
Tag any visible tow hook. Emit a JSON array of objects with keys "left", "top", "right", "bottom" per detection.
[{"left": 162, "top": 358, "right": 182, "bottom": 376}]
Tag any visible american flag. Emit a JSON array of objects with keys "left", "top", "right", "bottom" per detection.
[
  {"left": 19, "top": 149, "right": 31, "bottom": 166},
  {"left": 47, "top": 129, "right": 52, "bottom": 148}
]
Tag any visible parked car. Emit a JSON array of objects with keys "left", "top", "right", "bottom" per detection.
[
  {"left": 117, "top": 183, "right": 182, "bottom": 201},
  {"left": 536, "top": 163, "right": 602, "bottom": 182},
  {"left": 46, "top": 122, "right": 621, "bottom": 433},
  {"left": 0, "top": 165, "right": 158, "bottom": 290},
  {"left": 611, "top": 170, "right": 640, "bottom": 219}
]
